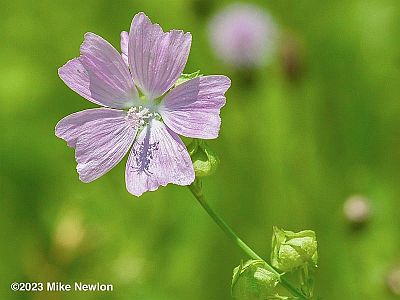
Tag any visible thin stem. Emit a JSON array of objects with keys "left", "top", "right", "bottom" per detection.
[
  {"left": 188, "top": 179, "right": 307, "bottom": 300},
  {"left": 189, "top": 183, "right": 263, "bottom": 261}
]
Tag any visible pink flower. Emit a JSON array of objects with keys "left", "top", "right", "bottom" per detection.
[
  {"left": 208, "top": 3, "right": 277, "bottom": 68},
  {"left": 56, "top": 12, "right": 231, "bottom": 196}
]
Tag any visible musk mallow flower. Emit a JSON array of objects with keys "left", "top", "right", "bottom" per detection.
[
  {"left": 55, "top": 12, "right": 231, "bottom": 196},
  {"left": 208, "top": 3, "right": 277, "bottom": 68}
]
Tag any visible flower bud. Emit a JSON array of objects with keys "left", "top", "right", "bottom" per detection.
[
  {"left": 232, "top": 260, "right": 279, "bottom": 300},
  {"left": 387, "top": 264, "right": 400, "bottom": 296},
  {"left": 271, "top": 227, "right": 318, "bottom": 272},
  {"left": 280, "top": 33, "right": 304, "bottom": 83},
  {"left": 187, "top": 139, "right": 219, "bottom": 177},
  {"left": 343, "top": 195, "right": 371, "bottom": 225}
]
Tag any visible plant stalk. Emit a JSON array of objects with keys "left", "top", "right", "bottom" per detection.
[{"left": 188, "top": 179, "right": 307, "bottom": 300}]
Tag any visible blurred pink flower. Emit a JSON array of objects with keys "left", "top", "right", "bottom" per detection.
[
  {"left": 56, "top": 13, "right": 230, "bottom": 196},
  {"left": 343, "top": 195, "right": 371, "bottom": 224},
  {"left": 208, "top": 3, "right": 277, "bottom": 68}
]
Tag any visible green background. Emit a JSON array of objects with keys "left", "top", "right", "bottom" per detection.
[{"left": 1, "top": 0, "right": 400, "bottom": 299}]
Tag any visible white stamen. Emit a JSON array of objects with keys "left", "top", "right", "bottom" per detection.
[{"left": 125, "top": 106, "right": 159, "bottom": 129}]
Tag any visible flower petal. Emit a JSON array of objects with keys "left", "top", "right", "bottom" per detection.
[
  {"left": 58, "top": 58, "right": 105, "bottom": 107},
  {"left": 128, "top": 12, "right": 192, "bottom": 100},
  {"left": 120, "top": 31, "right": 129, "bottom": 66},
  {"left": 159, "top": 75, "right": 231, "bottom": 139},
  {"left": 125, "top": 119, "right": 195, "bottom": 196},
  {"left": 55, "top": 108, "right": 137, "bottom": 182},
  {"left": 77, "top": 32, "right": 138, "bottom": 108}
]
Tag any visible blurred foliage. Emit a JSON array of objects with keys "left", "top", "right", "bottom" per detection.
[{"left": 1, "top": 0, "right": 400, "bottom": 299}]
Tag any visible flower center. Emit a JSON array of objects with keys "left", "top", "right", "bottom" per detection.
[{"left": 125, "top": 106, "right": 158, "bottom": 129}]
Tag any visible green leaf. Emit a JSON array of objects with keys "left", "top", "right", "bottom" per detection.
[{"left": 175, "top": 70, "right": 201, "bottom": 86}]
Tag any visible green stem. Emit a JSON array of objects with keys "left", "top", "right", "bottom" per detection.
[{"left": 188, "top": 179, "right": 307, "bottom": 300}]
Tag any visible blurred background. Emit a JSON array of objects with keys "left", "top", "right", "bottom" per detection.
[{"left": 1, "top": 0, "right": 400, "bottom": 299}]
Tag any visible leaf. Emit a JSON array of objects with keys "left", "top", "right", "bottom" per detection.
[{"left": 175, "top": 70, "right": 202, "bottom": 86}]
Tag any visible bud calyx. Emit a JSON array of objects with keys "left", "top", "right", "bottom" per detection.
[
  {"left": 271, "top": 226, "right": 318, "bottom": 272},
  {"left": 188, "top": 139, "right": 220, "bottom": 177},
  {"left": 232, "top": 260, "right": 279, "bottom": 300}
]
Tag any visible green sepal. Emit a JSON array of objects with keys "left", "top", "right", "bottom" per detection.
[
  {"left": 188, "top": 139, "right": 220, "bottom": 177},
  {"left": 231, "top": 260, "right": 279, "bottom": 300},
  {"left": 175, "top": 70, "right": 202, "bottom": 86},
  {"left": 271, "top": 226, "right": 318, "bottom": 272},
  {"left": 299, "top": 264, "right": 315, "bottom": 298}
]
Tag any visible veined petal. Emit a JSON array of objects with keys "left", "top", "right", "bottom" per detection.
[
  {"left": 159, "top": 75, "right": 231, "bottom": 139},
  {"left": 77, "top": 32, "right": 139, "bottom": 108},
  {"left": 120, "top": 31, "right": 129, "bottom": 66},
  {"left": 55, "top": 108, "right": 137, "bottom": 182},
  {"left": 125, "top": 119, "right": 194, "bottom": 196},
  {"left": 128, "top": 12, "right": 192, "bottom": 100},
  {"left": 58, "top": 58, "right": 104, "bottom": 107},
  {"left": 55, "top": 108, "right": 122, "bottom": 147}
]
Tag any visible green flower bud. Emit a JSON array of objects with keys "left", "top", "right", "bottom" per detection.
[
  {"left": 271, "top": 226, "right": 318, "bottom": 272},
  {"left": 188, "top": 139, "right": 219, "bottom": 177},
  {"left": 231, "top": 260, "right": 279, "bottom": 300}
]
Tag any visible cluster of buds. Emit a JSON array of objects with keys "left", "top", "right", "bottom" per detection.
[{"left": 232, "top": 227, "right": 318, "bottom": 299}]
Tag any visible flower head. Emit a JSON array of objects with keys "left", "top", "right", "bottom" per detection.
[
  {"left": 56, "top": 12, "right": 231, "bottom": 196},
  {"left": 208, "top": 3, "right": 277, "bottom": 68}
]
